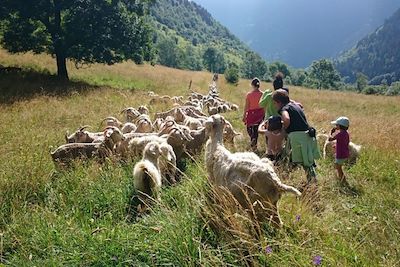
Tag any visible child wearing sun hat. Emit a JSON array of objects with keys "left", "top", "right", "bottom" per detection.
[{"left": 328, "top": 116, "right": 350, "bottom": 183}]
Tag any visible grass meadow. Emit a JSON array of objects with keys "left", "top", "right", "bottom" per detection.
[{"left": 0, "top": 50, "right": 399, "bottom": 266}]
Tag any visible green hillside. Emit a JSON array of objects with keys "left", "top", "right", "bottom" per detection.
[
  {"left": 336, "top": 8, "right": 400, "bottom": 85},
  {"left": 150, "top": 0, "right": 254, "bottom": 72}
]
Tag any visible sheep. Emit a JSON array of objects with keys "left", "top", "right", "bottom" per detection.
[
  {"left": 133, "top": 142, "right": 163, "bottom": 206},
  {"left": 121, "top": 122, "right": 137, "bottom": 134},
  {"left": 159, "top": 143, "right": 177, "bottom": 185},
  {"left": 230, "top": 104, "right": 239, "bottom": 111},
  {"left": 205, "top": 115, "right": 301, "bottom": 226},
  {"left": 101, "top": 116, "right": 123, "bottom": 128},
  {"left": 65, "top": 126, "right": 103, "bottom": 144},
  {"left": 129, "top": 127, "right": 193, "bottom": 161},
  {"left": 206, "top": 104, "right": 218, "bottom": 116},
  {"left": 121, "top": 108, "right": 141, "bottom": 123},
  {"left": 318, "top": 134, "right": 362, "bottom": 164},
  {"left": 149, "top": 95, "right": 173, "bottom": 105},
  {"left": 171, "top": 96, "right": 184, "bottom": 105},
  {"left": 52, "top": 127, "right": 125, "bottom": 166},
  {"left": 185, "top": 127, "right": 208, "bottom": 155},
  {"left": 223, "top": 120, "right": 241, "bottom": 145},
  {"left": 175, "top": 108, "right": 204, "bottom": 130},
  {"left": 138, "top": 105, "right": 149, "bottom": 115},
  {"left": 135, "top": 114, "right": 153, "bottom": 133}
]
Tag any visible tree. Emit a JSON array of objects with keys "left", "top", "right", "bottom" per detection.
[
  {"left": 202, "top": 47, "right": 226, "bottom": 74},
  {"left": 269, "top": 62, "right": 291, "bottom": 79},
  {"left": 224, "top": 63, "right": 240, "bottom": 84},
  {"left": 241, "top": 51, "right": 268, "bottom": 79},
  {"left": 0, "top": 0, "right": 153, "bottom": 80},
  {"left": 307, "top": 59, "right": 342, "bottom": 89},
  {"left": 356, "top": 72, "right": 369, "bottom": 92},
  {"left": 157, "top": 37, "right": 180, "bottom": 68}
]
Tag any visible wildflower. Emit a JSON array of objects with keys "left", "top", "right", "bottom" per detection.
[
  {"left": 313, "top": 255, "right": 322, "bottom": 266},
  {"left": 265, "top": 246, "right": 273, "bottom": 254},
  {"left": 295, "top": 214, "right": 301, "bottom": 222}
]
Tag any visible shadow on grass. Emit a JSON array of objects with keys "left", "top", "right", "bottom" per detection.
[{"left": 0, "top": 68, "right": 98, "bottom": 104}]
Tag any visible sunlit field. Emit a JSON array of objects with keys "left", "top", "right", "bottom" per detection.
[{"left": 1, "top": 50, "right": 399, "bottom": 266}]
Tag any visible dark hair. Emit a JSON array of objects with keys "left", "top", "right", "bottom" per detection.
[
  {"left": 267, "top": 116, "right": 283, "bottom": 131},
  {"left": 339, "top": 125, "right": 349, "bottom": 131},
  {"left": 251, "top": 78, "right": 260, "bottom": 88},
  {"left": 272, "top": 89, "right": 290, "bottom": 105},
  {"left": 273, "top": 72, "right": 284, "bottom": 90}
]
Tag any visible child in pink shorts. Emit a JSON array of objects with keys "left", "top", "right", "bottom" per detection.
[{"left": 258, "top": 116, "right": 286, "bottom": 161}]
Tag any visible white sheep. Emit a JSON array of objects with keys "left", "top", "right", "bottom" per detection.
[
  {"left": 138, "top": 105, "right": 149, "bottom": 115},
  {"left": 205, "top": 115, "right": 301, "bottom": 226},
  {"left": 133, "top": 142, "right": 163, "bottom": 206},
  {"left": 101, "top": 116, "right": 123, "bottom": 128},
  {"left": 318, "top": 134, "right": 362, "bottom": 164},
  {"left": 121, "top": 122, "right": 137, "bottom": 134},
  {"left": 175, "top": 108, "right": 204, "bottom": 130},
  {"left": 65, "top": 126, "right": 103, "bottom": 143},
  {"left": 135, "top": 114, "right": 153, "bottom": 133},
  {"left": 121, "top": 107, "right": 141, "bottom": 123},
  {"left": 159, "top": 143, "right": 177, "bottom": 185}
]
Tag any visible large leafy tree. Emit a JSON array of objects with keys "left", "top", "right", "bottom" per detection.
[
  {"left": 0, "top": 0, "right": 154, "bottom": 80},
  {"left": 241, "top": 51, "right": 268, "bottom": 80},
  {"left": 202, "top": 46, "right": 226, "bottom": 74},
  {"left": 307, "top": 59, "right": 342, "bottom": 90}
]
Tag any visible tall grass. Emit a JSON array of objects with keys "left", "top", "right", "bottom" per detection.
[{"left": 0, "top": 50, "right": 399, "bottom": 266}]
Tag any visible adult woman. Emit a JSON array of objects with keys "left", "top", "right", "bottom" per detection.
[
  {"left": 242, "top": 78, "right": 265, "bottom": 151},
  {"left": 272, "top": 89, "right": 320, "bottom": 183}
]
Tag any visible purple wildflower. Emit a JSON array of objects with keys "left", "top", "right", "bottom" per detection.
[
  {"left": 265, "top": 246, "right": 273, "bottom": 254},
  {"left": 313, "top": 255, "right": 322, "bottom": 266},
  {"left": 295, "top": 215, "right": 301, "bottom": 222}
]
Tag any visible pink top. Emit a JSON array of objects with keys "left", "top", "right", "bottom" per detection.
[
  {"left": 265, "top": 130, "right": 286, "bottom": 156},
  {"left": 333, "top": 130, "right": 350, "bottom": 159},
  {"left": 246, "top": 90, "right": 263, "bottom": 110},
  {"left": 245, "top": 90, "right": 265, "bottom": 126}
]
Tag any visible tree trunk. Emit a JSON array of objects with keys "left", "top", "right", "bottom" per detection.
[
  {"left": 53, "top": 0, "right": 68, "bottom": 80},
  {"left": 55, "top": 49, "right": 68, "bottom": 80}
]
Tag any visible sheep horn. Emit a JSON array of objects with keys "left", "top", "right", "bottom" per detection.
[
  {"left": 120, "top": 108, "right": 129, "bottom": 114},
  {"left": 79, "top": 125, "right": 91, "bottom": 132},
  {"left": 65, "top": 131, "right": 69, "bottom": 143}
]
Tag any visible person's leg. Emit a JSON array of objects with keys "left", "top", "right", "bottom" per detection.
[
  {"left": 335, "top": 163, "right": 345, "bottom": 182},
  {"left": 248, "top": 125, "right": 258, "bottom": 151},
  {"left": 304, "top": 165, "right": 317, "bottom": 183},
  {"left": 246, "top": 126, "right": 253, "bottom": 146}
]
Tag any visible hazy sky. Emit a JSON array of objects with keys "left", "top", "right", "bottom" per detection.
[{"left": 194, "top": 0, "right": 400, "bottom": 67}]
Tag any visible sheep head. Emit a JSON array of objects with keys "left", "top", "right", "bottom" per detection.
[
  {"left": 65, "top": 125, "right": 91, "bottom": 143},
  {"left": 143, "top": 141, "right": 162, "bottom": 160},
  {"left": 205, "top": 115, "right": 225, "bottom": 142}
]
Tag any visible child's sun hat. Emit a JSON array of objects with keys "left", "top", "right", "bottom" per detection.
[{"left": 331, "top": 116, "right": 350, "bottom": 128}]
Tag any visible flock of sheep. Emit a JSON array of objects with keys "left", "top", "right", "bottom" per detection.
[{"left": 51, "top": 81, "right": 361, "bottom": 226}]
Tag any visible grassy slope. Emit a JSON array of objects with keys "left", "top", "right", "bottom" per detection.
[{"left": 0, "top": 50, "right": 399, "bottom": 266}]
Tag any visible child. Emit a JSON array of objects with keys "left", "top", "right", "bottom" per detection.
[
  {"left": 258, "top": 116, "right": 286, "bottom": 161},
  {"left": 328, "top": 117, "right": 350, "bottom": 183},
  {"left": 243, "top": 78, "right": 265, "bottom": 151}
]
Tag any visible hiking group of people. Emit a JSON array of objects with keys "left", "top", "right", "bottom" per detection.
[{"left": 242, "top": 73, "right": 351, "bottom": 184}]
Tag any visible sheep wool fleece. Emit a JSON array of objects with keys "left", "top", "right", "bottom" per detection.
[{"left": 287, "top": 131, "right": 321, "bottom": 167}]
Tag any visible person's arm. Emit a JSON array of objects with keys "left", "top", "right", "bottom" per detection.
[
  {"left": 328, "top": 128, "right": 338, "bottom": 141},
  {"left": 281, "top": 110, "right": 290, "bottom": 129},
  {"left": 242, "top": 96, "right": 249, "bottom": 123},
  {"left": 258, "top": 121, "right": 268, "bottom": 134}
]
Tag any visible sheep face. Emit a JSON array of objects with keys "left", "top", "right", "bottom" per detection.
[
  {"left": 65, "top": 126, "right": 91, "bottom": 143},
  {"left": 138, "top": 106, "right": 149, "bottom": 115},
  {"left": 143, "top": 142, "right": 162, "bottom": 160},
  {"left": 205, "top": 115, "right": 225, "bottom": 139}
]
